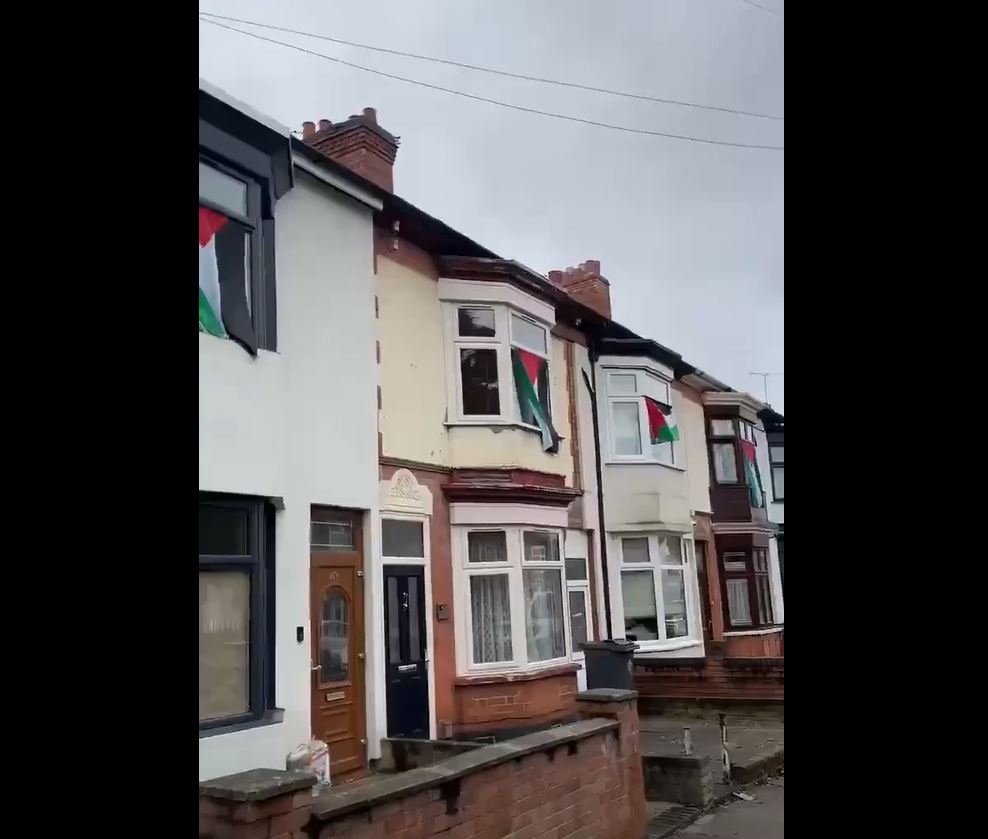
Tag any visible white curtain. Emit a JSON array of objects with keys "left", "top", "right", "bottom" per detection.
[
  {"left": 726, "top": 579, "right": 752, "bottom": 626},
  {"left": 471, "top": 575, "right": 513, "bottom": 663},
  {"left": 524, "top": 569, "right": 565, "bottom": 661}
]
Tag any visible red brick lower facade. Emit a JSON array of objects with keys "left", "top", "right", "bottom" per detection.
[
  {"left": 379, "top": 462, "right": 581, "bottom": 738},
  {"left": 452, "top": 667, "right": 579, "bottom": 737}
]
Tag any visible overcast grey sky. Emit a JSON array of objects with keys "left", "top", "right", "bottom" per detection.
[{"left": 199, "top": 0, "right": 784, "bottom": 412}]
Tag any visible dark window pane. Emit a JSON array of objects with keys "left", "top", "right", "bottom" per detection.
[
  {"left": 199, "top": 504, "right": 249, "bottom": 556},
  {"left": 457, "top": 307, "right": 496, "bottom": 337},
  {"left": 621, "top": 570, "right": 658, "bottom": 641},
  {"left": 713, "top": 443, "right": 738, "bottom": 483},
  {"left": 408, "top": 576, "right": 423, "bottom": 659},
  {"left": 726, "top": 579, "right": 752, "bottom": 627},
  {"left": 382, "top": 519, "right": 425, "bottom": 557},
  {"left": 568, "top": 590, "right": 589, "bottom": 648},
  {"left": 387, "top": 577, "right": 400, "bottom": 663},
  {"left": 565, "top": 557, "right": 587, "bottom": 581},
  {"left": 199, "top": 571, "right": 250, "bottom": 721},
  {"left": 753, "top": 549, "right": 768, "bottom": 572},
  {"left": 320, "top": 589, "right": 349, "bottom": 682},
  {"left": 199, "top": 162, "right": 247, "bottom": 216},
  {"left": 756, "top": 575, "right": 774, "bottom": 624},
  {"left": 310, "top": 521, "right": 354, "bottom": 551},
  {"left": 468, "top": 531, "right": 507, "bottom": 562},
  {"left": 772, "top": 466, "right": 785, "bottom": 498},
  {"left": 523, "top": 531, "right": 560, "bottom": 562},
  {"left": 460, "top": 348, "right": 500, "bottom": 415}
]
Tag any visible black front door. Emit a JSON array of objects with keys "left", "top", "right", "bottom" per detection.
[{"left": 384, "top": 565, "right": 429, "bottom": 738}]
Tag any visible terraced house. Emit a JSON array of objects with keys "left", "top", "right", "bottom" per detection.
[{"left": 198, "top": 83, "right": 784, "bottom": 787}]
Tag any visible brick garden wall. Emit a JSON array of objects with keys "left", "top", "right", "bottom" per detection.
[
  {"left": 452, "top": 667, "right": 579, "bottom": 737},
  {"left": 634, "top": 637, "right": 784, "bottom": 703},
  {"left": 199, "top": 689, "right": 646, "bottom": 839}
]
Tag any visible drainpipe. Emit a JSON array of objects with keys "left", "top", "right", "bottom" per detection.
[{"left": 582, "top": 340, "right": 613, "bottom": 640}]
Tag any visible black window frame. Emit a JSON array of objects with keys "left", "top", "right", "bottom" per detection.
[
  {"left": 769, "top": 444, "right": 784, "bottom": 502},
  {"left": 198, "top": 126, "right": 279, "bottom": 352},
  {"left": 199, "top": 493, "right": 276, "bottom": 734},
  {"left": 719, "top": 548, "right": 775, "bottom": 630}
]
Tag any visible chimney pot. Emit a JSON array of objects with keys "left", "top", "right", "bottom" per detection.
[
  {"left": 304, "top": 106, "right": 399, "bottom": 192},
  {"left": 583, "top": 260, "right": 600, "bottom": 275},
  {"left": 363, "top": 107, "right": 378, "bottom": 124},
  {"left": 302, "top": 121, "right": 316, "bottom": 140},
  {"left": 319, "top": 119, "right": 332, "bottom": 131}
]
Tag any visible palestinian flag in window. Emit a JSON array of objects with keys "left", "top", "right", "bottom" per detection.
[
  {"left": 739, "top": 439, "right": 764, "bottom": 507},
  {"left": 644, "top": 396, "right": 679, "bottom": 444},
  {"left": 511, "top": 347, "right": 560, "bottom": 453},
  {"left": 199, "top": 206, "right": 257, "bottom": 355}
]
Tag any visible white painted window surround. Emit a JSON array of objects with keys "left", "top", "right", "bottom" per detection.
[
  {"left": 616, "top": 533, "right": 700, "bottom": 653},
  {"left": 450, "top": 503, "right": 575, "bottom": 677},
  {"left": 439, "top": 279, "right": 555, "bottom": 430},
  {"left": 602, "top": 366, "right": 680, "bottom": 467}
]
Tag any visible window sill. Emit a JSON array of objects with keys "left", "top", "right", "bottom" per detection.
[
  {"left": 454, "top": 661, "right": 580, "bottom": 685},
  {"left": 199, "top": 707, "right": 284, "bottom": 739},
  {"left": 631, "top": 639, "right": 701, "bottom": 653},
  {"left": 724, "top": 627, "right": 784, "bottom": 637},
  {"left": 605, "top": 459, "right": 685, "bottom": 472},
  {"left": 444, "top": 419, "right": 562, "bottom": 441}
]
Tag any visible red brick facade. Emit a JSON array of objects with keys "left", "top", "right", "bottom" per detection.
[
  {"left": 453, "top": 667, "right": 578, "bottom": 737},
  {"left": 200, "top": 692, "right": 646, "bottom": 839}
]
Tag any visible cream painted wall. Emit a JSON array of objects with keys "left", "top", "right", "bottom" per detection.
[
  {"left": 199, "top": 171, "right": 379, "bottom": 781},
  {"left": 376, "top": 254, "right": 450, "bottom": 465},
  {"left": 376, "top": 257, "right": 575, "bottom": 479},
  {"left": 446, "top": 335, "right": 573, "bottom": 477},
  {"left": 677, "top": 384, "right": 712, "bottom": 515}
]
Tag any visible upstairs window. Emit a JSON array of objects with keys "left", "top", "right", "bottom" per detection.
[
  {"left": 198, "top": 158, "right": 274, "bottom": 354},
  {"left": 709, "top": 419, "right": 764, "bottom": 506},
  {"left": 605, "top": 370, "right": 679, "bottom": 465},
  {"left": 449, "top": 304, "right": 559, "bottom": 452},
  {"left": 770, "top": 445, "right": 784, "bottom": 501}
]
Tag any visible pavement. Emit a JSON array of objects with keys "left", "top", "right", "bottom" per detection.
[
  {"left": 639, "top": 714, "right": 784, "bottom": 781},
  {"left": 667, "top": 776, "right": 784, "bottom": 839}
]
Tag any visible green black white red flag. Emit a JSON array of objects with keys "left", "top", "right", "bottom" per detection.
[
  {"left": 511, "top": 347, "right": 560, "bottom": 453},
  {"left": 199, "top": 206, "right": 257, "bottom": 355},
  {"left": 644, "top": 396, "right": 680, "bottom": 444},
  {"left": 739, "top": 439, "right": 763, "bottom": 507}
]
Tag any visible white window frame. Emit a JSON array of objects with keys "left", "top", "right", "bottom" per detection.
[
  {"left": 564, "top": 555, "right": 592, "bottom": 663},
  {"left": 617, "top": 533, "right": 696, "bottom": 652},
  {"left": 604, "top": 368, "right": 679, "bottom": 466},
  {"left": 454, "top": 524, "right": 572, "bottom": 675},
  {"left": 443, "top": 295, "right": 555, "bottom": 430}
]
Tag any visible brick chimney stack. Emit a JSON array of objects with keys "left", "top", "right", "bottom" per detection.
[
  {"left": 302, "top": 107, "right": 400, "bottom": 192},
  {"left": 548, "top": 260, "right": 612, "bottom": 320}
]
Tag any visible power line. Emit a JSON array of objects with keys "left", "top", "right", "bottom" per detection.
[
  {"left": 737, "top": 0, "right": 784, "bottom": 17},
  {"left": 198, "top": 11, "right": 782, "bottom": 122},
  {"left": 198, "top": 17, "right": 785, "bottom": 151}
]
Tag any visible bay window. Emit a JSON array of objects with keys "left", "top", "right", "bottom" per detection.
[
  {"left": 458, "top": 526, "right": 570, "bottom": 672},
  {"left": 618, "top": 533, "right": 693, "bottom": 645},
  {"left": 605, "top": 369, "right": 678, "bottom": 465},
  {"left": 447, "top": 302, "right": 558, "bottom": 452},
  {"left": 721, "top": 548, "right": 775, "bottom": 630}
]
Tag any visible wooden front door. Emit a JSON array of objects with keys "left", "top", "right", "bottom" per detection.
[{"left": 310, "top": 508, "right": 366, "bottom": 782}]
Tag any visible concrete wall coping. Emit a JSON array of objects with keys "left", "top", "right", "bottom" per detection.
[
  {"left": 311, "top": 717, "right": 619, "bottom": 822},
  {"left": 576, "top": 688, "right": 639, "bottom": 703},
  {"left": 199, "top": 768, "right": 316, "bottom": 802}
]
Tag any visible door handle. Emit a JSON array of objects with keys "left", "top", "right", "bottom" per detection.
[
  {"left": 311, "top": 664, "right": 322, "bottom": 672},
  {"left": 357, "top": 652, "right": 365, "bottom": 660}
]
